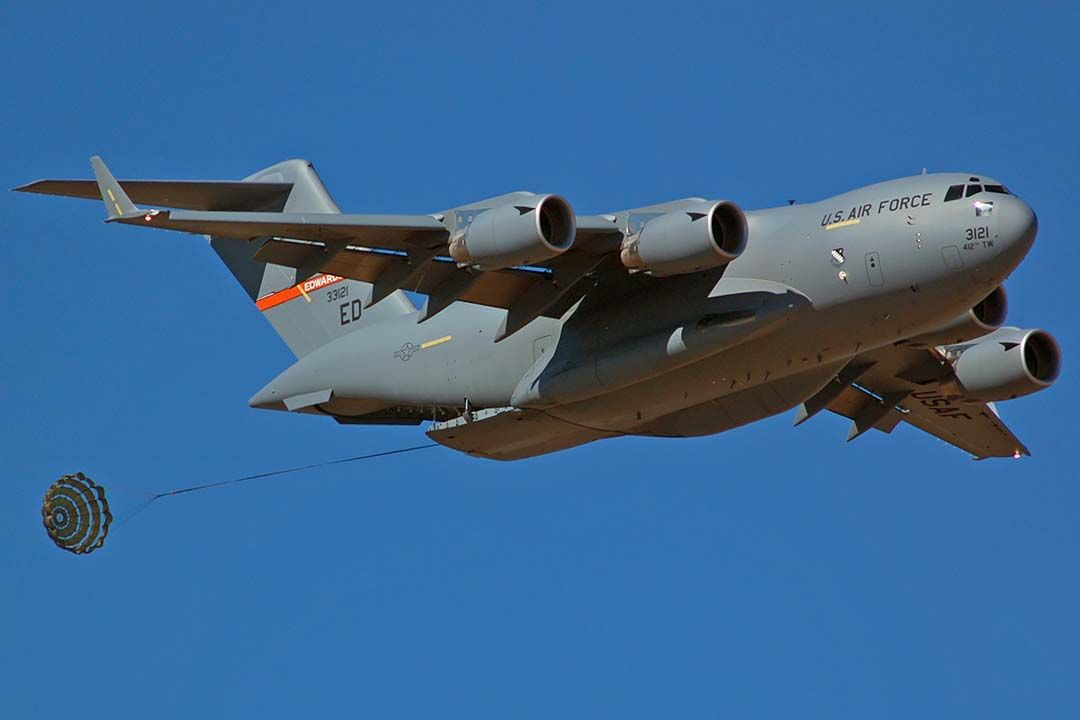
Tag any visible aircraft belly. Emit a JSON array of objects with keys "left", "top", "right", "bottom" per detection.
[
  {"left": 426, "top": 359, "right": 842, "bottom": 459},
  {"left": 546, "top": 348, "right": 848, "bottom": 434},
  {"left": 427, "top": 407, "right": 618, "bottom": 461},
  {"left": 637, "top": 362, "right": 844, "bottom": 437},
  {"left": 536, "top": 309, "right": 863, "bottom": 433}
]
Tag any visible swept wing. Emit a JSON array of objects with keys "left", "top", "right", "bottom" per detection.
[{"left": 797, "top": 343, "right": 1029, "bottom": 459}]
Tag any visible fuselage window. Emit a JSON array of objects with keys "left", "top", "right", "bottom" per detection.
[
  {"left": 985, "top": 184, "right": 1009, "bottom": 194},
  {"left": 966, "top": 184, "right": 983, "bottom": 197},
  {"left": 944, "top": 184, "right": 964, "bottom": 201}
]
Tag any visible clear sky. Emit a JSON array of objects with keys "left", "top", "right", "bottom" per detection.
[{"left": 2, "top": 1, "right": 1078, "bottom": 717}]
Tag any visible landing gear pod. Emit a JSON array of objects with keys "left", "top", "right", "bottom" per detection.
[
  {"left": 620, "top": 200, "right": 748, "bottom": 276},
  {"left": 448, "top": 194, "right": 576, "bottom": 270}
]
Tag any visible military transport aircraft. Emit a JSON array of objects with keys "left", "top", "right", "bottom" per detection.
[{"left": 16, "top": 157, "right": 1059, "bottom": 460}]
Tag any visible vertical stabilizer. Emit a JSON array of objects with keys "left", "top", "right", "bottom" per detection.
[{"left": 209, "top": 159, "right": 415, "bottom": 357}]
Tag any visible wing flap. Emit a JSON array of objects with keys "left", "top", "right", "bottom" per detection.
[{"left": 826, "top": 385, "right": 904, "bottom": 435}]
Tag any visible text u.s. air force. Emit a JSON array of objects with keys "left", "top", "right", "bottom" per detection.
[{"left": 822, "top": 192, "right": 934, "bottom": 227}]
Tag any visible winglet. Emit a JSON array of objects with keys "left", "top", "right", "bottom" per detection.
[{"left": 90, "top": 156, "right": 139, "bottom": 220}]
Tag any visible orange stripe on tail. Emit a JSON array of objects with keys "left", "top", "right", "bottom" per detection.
[{"left": 255, "top": 274, "right": 346, "bottom": 312}]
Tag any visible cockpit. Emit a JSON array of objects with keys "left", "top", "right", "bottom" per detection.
[{"left": 944, "top": 177, "right": 1012, "bottom": 202}]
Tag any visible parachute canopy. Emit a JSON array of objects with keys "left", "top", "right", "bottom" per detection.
[{"left": 42, "top": 472, "right": 111, "bottom": 554}]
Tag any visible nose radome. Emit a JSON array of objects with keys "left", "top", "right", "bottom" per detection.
[{"left": 1000, "top": 195, "right": 1038, "bottom": 254}]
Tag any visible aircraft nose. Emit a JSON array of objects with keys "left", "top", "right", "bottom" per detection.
[{"left": 999, "top": 194, "right": 1038, "bottom": 256}]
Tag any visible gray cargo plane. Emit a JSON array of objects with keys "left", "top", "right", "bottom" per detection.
[{"left": 17, "top": 157, "right": 1059, "bottom": 460}]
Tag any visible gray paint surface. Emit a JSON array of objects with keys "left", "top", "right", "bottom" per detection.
[{"left": 16, "top": 160, "right": 1055, "bottom": 460}]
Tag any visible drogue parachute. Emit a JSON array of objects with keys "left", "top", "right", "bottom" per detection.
[{"left": 41, "top": 472, "right": 112, "bottom": 554}]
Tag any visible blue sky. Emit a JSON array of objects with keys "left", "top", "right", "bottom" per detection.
[{"left": 2, "top": 1, "right": 1078, "bottom": 717}]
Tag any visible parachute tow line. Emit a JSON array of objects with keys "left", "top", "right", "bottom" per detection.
[{"left": 42, "top": 442, "right": 440, "bottom": 554}]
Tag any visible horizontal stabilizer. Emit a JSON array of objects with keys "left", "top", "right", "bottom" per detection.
[{"left": 15, "top": 177, "right": 293, "bottom": 211}]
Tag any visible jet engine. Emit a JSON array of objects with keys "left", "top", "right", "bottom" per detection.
[
  {"left": 906, "top": 286, "right": 1008, "bottom": 347},
  {"left": 946, "top": 327, "right": 1062, "bottom": 401},
  {"left": 620, "top": 200, "right": 748, "bottom": 276},
  {"left": 448, "top": 194, "right": 576, "bottom": 269}
]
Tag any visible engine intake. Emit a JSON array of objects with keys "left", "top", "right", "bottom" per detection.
[
  {"left": 621, "top": 200, "right": 748, "bottom": 276},
  {"left": 449, "top": 194, "right": 575, "bottom": 270},
  {"left": 949, "top": 327, "right": 1062, "bottom": 402}
]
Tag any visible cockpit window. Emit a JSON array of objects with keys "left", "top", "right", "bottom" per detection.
[{"left": 947, "top": 182, "right": 1011, "bottom": 201}]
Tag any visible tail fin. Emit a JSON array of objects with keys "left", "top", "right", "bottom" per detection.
[{"left": 210, "top": 159, "right": 415, "bottom": 357}]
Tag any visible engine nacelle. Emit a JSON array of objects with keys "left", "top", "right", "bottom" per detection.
[
  {"left": 947, "top": 327, "right": 1062, "bottom": 402},
  {"left": 448, "top": 194, "right": 575, "bottom": 270},
  {"left": 905, "top": 286, "right": 1008, "bottom": 347},
  {"left": 620, "top": 200, "right": 748, "bottom": 276}
]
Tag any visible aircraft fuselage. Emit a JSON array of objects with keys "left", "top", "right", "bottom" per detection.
[{"left": 249, "top": 172, "right": 1038, "bottom": 453}]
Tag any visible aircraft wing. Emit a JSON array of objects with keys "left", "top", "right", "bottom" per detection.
[
  {"left": 797, "top": 343, "right": 1030, "bottom": 459},
  {"left": 16, "top": 157, "right": 624, "bottom": 339}
]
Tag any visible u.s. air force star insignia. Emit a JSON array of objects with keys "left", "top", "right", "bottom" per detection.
[{"left": 394, "top": 342, "right": 420, "bottom": 361}]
